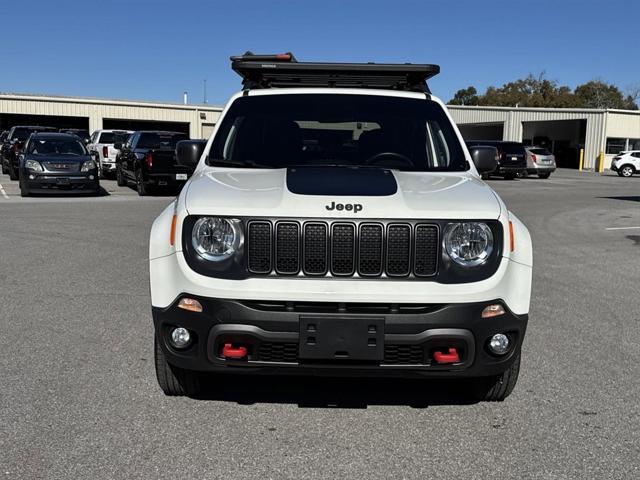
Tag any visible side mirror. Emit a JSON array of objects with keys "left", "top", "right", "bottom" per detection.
[
  {"left": 468, "top": 146, "right": 498, "bottom": 174},
  {"left": 114, "top": 142, "right": 123, "bottom": 150},
  {"left": 176, "top": 139, "right": 207, "bottom": 168}
]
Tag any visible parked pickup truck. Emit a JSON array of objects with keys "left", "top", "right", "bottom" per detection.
[{"left": 115, "top": 131, "right": 192, "bottom": 195}]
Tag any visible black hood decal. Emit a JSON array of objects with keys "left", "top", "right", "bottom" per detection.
[{"left": 286, "top": 166, "right": 398, "bottom": 196}]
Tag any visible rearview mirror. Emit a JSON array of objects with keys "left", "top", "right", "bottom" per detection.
[
  {"left": 468, "top": 146, "right": 498, "bottom": 174},
  {"left": 176, "top": 140, "right": 207, "bottom": 168}
]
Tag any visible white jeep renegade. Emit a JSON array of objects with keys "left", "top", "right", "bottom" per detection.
[{"left": 149, "top": 53, "right": 533, "bottom": 401}]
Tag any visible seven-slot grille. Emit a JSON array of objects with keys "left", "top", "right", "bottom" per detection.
[{"left": 247, "top": 220, "right": 439, "bottom": 278}]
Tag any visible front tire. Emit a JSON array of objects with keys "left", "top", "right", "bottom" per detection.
[
  {"left": 537, "top": 172, "right": 551, "bottom": 179},
  {"left": 470, "top": 351, "right": 521, "bottom": 402},
  {"left": 9, "top": 164, "right": 18, "bottom": 181},
  {"left": 20, "top": 177, "right": 29, "bottom": 197},
  {"left": 154, "top": 335, "right": 201, "bottom": 396},
  {"left": 116, "top": 165, "right": 127, "bottom": 186},
  {"left": 620, "top": 165, "right": 634, "bottom": 177},
  {"left": 136, "top": 169, "right": 150, "bottom": 196}
]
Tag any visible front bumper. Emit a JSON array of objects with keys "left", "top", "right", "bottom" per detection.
[
  {"left": 23, "top": 170, "right": 99, "bottom": 193},
  {"left": 153, "top": 297, "right": 527, "bottom": 378}
]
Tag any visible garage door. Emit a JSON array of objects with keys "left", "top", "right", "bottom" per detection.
[{"left": 201, "top": 124, "right": 216, "bottom": 139}]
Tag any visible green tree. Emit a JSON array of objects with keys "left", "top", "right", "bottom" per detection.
[
  {"left": 574, "top": 80, "right": 637, "bottom": 109},
  {"left": 448, "top": 86, "right": 479, "bottom": 105}
]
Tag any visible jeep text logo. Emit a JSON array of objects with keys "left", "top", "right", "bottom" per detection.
[{"left": 325, "top": 201, "right": 363, "bottom": 213}]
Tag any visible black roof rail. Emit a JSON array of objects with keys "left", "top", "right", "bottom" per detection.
[{"left": 230, "top": 51, "right": 439, "bottom": 93}]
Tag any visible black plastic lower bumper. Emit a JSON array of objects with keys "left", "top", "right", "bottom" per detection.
[
  {"left": 22, "top": 170, "right": 99, "bottom": 193},
  {"left": 153, "top": 296, "right": 528, "bottom": 378}
]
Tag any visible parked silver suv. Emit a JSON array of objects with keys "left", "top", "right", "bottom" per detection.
[
  {"left": 524, "top": 146, "right": 556, "bottom": 179},
  {"left": 88, "top": 129, "right": 132, "bottom": 178}
]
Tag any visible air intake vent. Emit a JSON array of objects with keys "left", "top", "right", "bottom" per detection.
[
  {"left": 358, "top": 223, "right": 383, "bottom": 276},
  {"left": 275, "top": 222, "right": 300, "bottom": 274},
  {"left": 247, "top": 221, "right": 272, "bottom": 273},
  {"left": 386, "top": 224, "right": 411, "bottom": 276},
  {"left": 303, "top": 223, "right": 328, "bottom": 275},
  {"left": 331, "top": 223, "right": 355, "bottom": 275},
  {"left": 414, "top": 225, "right": 439, "bottom": 276}
]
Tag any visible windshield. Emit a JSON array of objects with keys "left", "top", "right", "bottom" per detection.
[
  {"left": 209, "top": 94, "right": 467, "bottom": 171},
  {"left": 28, "top": 138, "right": 87, "bottom": 156},
  {"left": 98, "top": 132, "right": 130, "bottom": 144},
  {"left": 11, "top": 128, "right": 39, "bottom": 141},
  {"left": 137, "top": 132, "right": 188, "bottom": 149},
  {"left": 529, "top": 148, "right": 551, "bottom": 155}
]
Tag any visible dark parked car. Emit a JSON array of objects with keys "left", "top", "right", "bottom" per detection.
[
  {"left": 0, "top": 130, "right": 9, "bottom": 158},
  {"left": 2, "top": 126, "right": 57, "bottom": 180},
  {"left": 18, "top": 133, "right": 99, "bottom": 196},
  {"left": 115, "top": 130, "right": 192, "bottom": 195},
  {"left": 465, "top": 140, "right": 527, "bottom": 179},
  {"left": 59, "top": 128, "right": 91, "bottom": 143}
]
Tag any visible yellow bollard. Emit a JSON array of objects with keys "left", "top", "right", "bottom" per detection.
[
  {"left": 578, "top": 149, "right": 584, "bottom": 171},
  {"left": 598, "top": 150, "right": 605, "bottom": 173}
]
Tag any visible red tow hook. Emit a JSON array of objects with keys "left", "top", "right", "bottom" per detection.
[
  {"left": 433, "top": 348, "right": 460, "bottom": 364},
  {"left": 222, "top": 343, "right": 248, "bottom": 359}
]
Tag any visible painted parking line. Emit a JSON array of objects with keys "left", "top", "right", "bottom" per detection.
[
  {"left": 605, "top": 226, "right": 640, "bottom": 231},
  {"left": 0, "top": 183, "right": 9, "bottom": 199}
]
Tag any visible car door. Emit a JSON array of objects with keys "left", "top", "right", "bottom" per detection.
[{"left": 123, "top": 134, "right": 136, "bottom": 177}]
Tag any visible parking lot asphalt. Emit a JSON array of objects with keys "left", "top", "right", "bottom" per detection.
[{"left": 1, "top": 169, "right": 639, "bottom": 479}]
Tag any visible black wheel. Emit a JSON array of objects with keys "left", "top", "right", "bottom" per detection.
[
  {"left": 20, "top": 177, "right": 29, "bottom": 197},
  {"left": 136, "top": 169, "right": 150, "bottom": 196},
  {"left": 470, "top": 351, "right": 521, "bottom": 402},
  {"left": 116, "top": 164, "right": 127, "bottom": 186},
  {"left": 154, "top": 335, "right": 201, "bottom": 396},
  {"left": 98, "top": 160, "right": 105, "bottom": 180},
  {"left": 503, "top": 172, "right": 516, "bottom": 180},
  {"left": 620, "top": 165, "right": 635, "bottom": 177},
  {"left": 537, "top": 172, "right": 551, "bottom": 179},
  {"left": 8, "top": 164, "right": 18, "bottom": 181}
]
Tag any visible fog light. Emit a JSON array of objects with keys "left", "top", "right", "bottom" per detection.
[
  {"left": 177, "top": 297, "right": 203, "bottom": 313},
  {"left": 29, "top": 174, "right": 35, "bottom": 180},
  {"left": 170, "top": 327, "right": 191, "bottom": 349},
  {"left": 482, "top": 304, "right": 505, "bottom": 318},
  {"left": 89, "top": 175, "right": 95, "bottom": 180},
  {"left": 488, "top": 333, "right": 510, "bottom": 355}
]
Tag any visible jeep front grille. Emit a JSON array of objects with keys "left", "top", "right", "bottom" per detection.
[{"left": 247, "top": 220, "right": 439, "bottom": 278}]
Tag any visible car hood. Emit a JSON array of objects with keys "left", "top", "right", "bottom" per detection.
[{"left": 184, "top": 167, "right": 502, "bottom": 219}]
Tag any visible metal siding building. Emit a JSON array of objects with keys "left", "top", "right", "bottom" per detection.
[
  {"left": 0, "top": 93, "right": 223, "bottom": 139},
  {"left": 449, "top": 105, "right": 640, "bottom": 170}
]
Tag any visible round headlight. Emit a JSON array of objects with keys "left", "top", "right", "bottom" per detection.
[
  {"left": 192, "top": 217, "right": 239, "bottom": 261},
  {"left": 444, "top": 222, "right": 493, "bottom": 267}
]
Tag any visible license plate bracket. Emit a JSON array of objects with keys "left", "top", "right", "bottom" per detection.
[
  {"left": 56, "top": 178, "right": 70, "bottom": 185},
  {"left": 299, "top": 316, "right": 384, "bottom": 361}
]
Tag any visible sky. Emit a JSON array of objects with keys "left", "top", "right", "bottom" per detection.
[{"left": 2, "top": 0, "right": 638, "bottom": 106}]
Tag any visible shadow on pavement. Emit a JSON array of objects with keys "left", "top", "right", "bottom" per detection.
[
  {"left": 194, "top": 374, "right": 479, "bottom": 409},
  {"left": 599, "top": 196, "right": 640, "bottom": 202}
]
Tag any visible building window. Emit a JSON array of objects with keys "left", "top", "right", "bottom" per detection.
[
  {"left": 629, "top": 139, "right": 640, "bottom": 151},
  {"left": 606, "top": 138, "right": 626, "bottom": 154}
]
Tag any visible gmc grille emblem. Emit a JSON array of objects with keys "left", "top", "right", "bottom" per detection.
[{"left": 325, "top": 201, "right": 363, "bottom": 213}]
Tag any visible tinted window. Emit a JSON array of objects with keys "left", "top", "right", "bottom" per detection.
[
  {"left": 500, "top": 143, "right": 525, "bottom": 155},
  {"left": 529, "top": 148, "right": 552, "bottom": 155},
  {"left": 210, "top": 94, "right": 466, "bottom": 171},
  {"left": 11, "top": 128, "right": 39, "bottom": 141},
  {"left": 27, "top": 138, "right": 87, "bottom": 155},
  {"left": 98, "top": 132, "right": 131, "bottom": 144},
  {"left": 137, "top": 132, "right": 188, "bottom": 149},
  {"left": 606, "top": 138, "right": 626, "bottom": 154}
]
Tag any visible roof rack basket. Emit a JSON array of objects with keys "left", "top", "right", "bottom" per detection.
[{"left": 230, "top": 51, "right": 440, "bottom": 93}]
